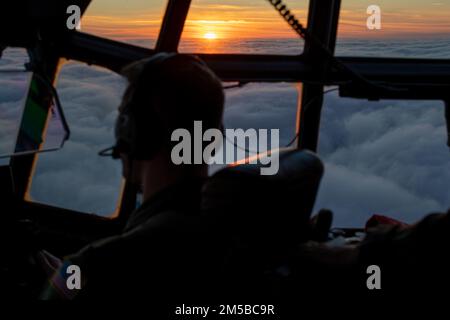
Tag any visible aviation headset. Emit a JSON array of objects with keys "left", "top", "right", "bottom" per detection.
[{"left": 104, "top": 52, "right": 213, "bottom": 161}]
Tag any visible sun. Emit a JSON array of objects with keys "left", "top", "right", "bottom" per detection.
[{"left": 203, "top": 32, "right": 217, "bottom": 40}]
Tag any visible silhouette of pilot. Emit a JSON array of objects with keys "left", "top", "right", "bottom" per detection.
[{"left": 38, "top": 53, "right": 225, "bottom": 300}]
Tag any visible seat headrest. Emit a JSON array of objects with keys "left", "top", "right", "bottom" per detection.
[{"left": 202, "top": 148, "right": 324, "bottom": 243}]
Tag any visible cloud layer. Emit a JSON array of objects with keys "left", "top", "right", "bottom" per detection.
[
  {"left": 1, "top": 40, "right": 449, "bottom": 227},
  {"left": 29, "top": 62, "right": 126, "bottom": 215},
  {"left": 317, "top": 95, "right": 449, "bottom": 226},
  {"left": 0, "top": 48, "right": 30, "bottom": 165}
]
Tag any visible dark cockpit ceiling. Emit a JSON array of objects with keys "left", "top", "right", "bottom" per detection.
[{"left": 0, "top": 0, "right": 91, "bottom": 47}]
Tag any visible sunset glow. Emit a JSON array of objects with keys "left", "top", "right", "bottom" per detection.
[
  {"left": 203, "top": 32, "right": 218, "bottom": 40},
  {"left": 82, "top": 0, "right": 450, "bottom": 42}
]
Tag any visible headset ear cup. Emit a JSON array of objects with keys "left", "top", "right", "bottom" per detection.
[
  {"left": 132, "top": 109, "right": 165, "bottom": 160},
  {"left": 116, "top": 103, "right": 165, "bottom": 160},
  {"left": 126, "top": 112, "right": 138, "bottom": 158},
  {"left": 114, "top": 109, "right": 137, "bottom": 158}
]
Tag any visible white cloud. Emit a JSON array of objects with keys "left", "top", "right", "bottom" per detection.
[
  {"left": 28, "top": 62, "right": 126, "bottom": 215},
  {"left": 1, "top": 40, "right": 449, "bottom": 225},
  {"left": 316, "top": 93, "right": 449, "bottom": 226},
  {"left": 336, "top": 38, "right": 450, "bottom": 58},
  {"left": 223, "top": 84, "right": 449, "bottom": 227},
  {"left": 0, "top": 48, "right": 30, "bottom": 165},
  {"left": 315, "top": 162, "right": 443, "bottom": 226}
]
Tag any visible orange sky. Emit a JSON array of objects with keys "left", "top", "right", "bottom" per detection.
[{"left": 81, "top": 0, "right": 450, "bottom": 41}]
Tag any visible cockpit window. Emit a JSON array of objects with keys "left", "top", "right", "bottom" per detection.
[
  {"left": 336, "top": 0, "right": 450, "bottom": 59},
  {"left": 316, "top": 92, "right": 449, "bottom": 227},
  {"left": 82, "top": 0, "right": 167, "bottom": 48},
  {"left": 26, "top": 61, "right": 126, "bottom": 217},
  {"left": 179, "top": 0, "right": 309, "bottom": 54},
  {"left": 209, "top": 82, "right": 299, "bottom": 174},
  {"left": 0, "top": 48, "right": 30, "bottom": 166}
]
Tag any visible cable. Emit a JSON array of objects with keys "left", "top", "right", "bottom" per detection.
[
  {"left": 266, "top": 0, "right": 407, "bottom": 93},
  {"left": 223, "top": 82, "right": 248, "bottom": 90},
  {"left": 285, "top": 87, "right": 339, "bottom": 147},
  {"left": 32, "top": 72, "right": 71, "bottom": 143},
  {"left": 224, "top": 87, "right": 339, "bottom": 153}
]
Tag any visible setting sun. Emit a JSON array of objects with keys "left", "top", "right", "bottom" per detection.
[{"left": 203, "top": 32, "right": 217, "bottom": 40}]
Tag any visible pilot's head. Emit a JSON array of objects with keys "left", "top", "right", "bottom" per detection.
[{"left": 114, "top": 53, "right": 225, "bottom": 190}]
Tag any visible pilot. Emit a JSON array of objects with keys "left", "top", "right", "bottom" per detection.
[{"left": 38, "top": 53, "right": 226, "bottom": 300}]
